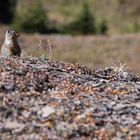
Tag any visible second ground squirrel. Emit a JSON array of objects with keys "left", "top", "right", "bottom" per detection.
[{"left": 1, "top": 30, "right": 21, "bottom": 57}]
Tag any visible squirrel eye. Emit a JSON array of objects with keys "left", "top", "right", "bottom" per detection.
[{"left": 12, "top": 31, "right": 16, "bottom": 34}]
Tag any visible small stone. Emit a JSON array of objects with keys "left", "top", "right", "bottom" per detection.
[
  {"left": 44, "top": 121, "right": 53, "bottom": 128},
  {"left": 5, "top": 121, "right": 25, "bottom": 130},
  {"left": 121, "top": 127, "right": 129, "bottom": 133},
  {"left": 22, "top": 110, "right": 30, "bottom": 118},
  {"left": 38, "top": 106, "right": 55, "bottom": 119},
  {"left": 74, "top": 100, "right": 81, "bottom": 105}
]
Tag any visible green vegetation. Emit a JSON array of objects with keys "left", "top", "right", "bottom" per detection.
[
  {"left": 1, "top": 0, "right": 140, "bottom": 34},
  {"left": 12, "top": 1, "right": 48, "bottom": 33},
  {"left": 60, "top": 3, "right": 107, "bottom": 35},
  {"left": 96, "top": 18, "right": 108, "bottom": 35},
  {"left": 12, "top": 1, "right": 107, "bottom": 35},
  {"left": 68, "top": 3, "right": 96, "bottom": 34}
]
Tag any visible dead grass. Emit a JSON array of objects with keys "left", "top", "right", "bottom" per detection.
[
  {"left": 0, "top": 26, "right": 140, "bottom": 75},
  {"left": 18, "top": 33, "right": 140, "bottom": 75}
]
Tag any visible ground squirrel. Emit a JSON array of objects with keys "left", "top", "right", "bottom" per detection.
[{"left": 1, "top": 30, "right": 21, "bottom": 57}]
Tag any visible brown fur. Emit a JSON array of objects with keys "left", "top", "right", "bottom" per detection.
[{"left": 1, "top": 30, "right": 21, "bottom": 57}]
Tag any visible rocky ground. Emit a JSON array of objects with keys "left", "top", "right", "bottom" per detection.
[{"left": 0, "top": 57, "right": 140, "bottom": 140}]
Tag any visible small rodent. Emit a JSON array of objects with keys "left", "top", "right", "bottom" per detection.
[{"left": 1, "top": 30, "right": 21, "bottom": 57}]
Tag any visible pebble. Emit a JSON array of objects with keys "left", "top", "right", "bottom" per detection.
[
  {"left": 38, "top": 106, "right": 55, "bottom": 119},
  {"left": 4, "top": 121, "right": 25, "bottom": 130}
]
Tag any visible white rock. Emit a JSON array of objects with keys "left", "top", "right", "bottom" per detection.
[
  {"left": 22, "top": 110, "right": 30, "bottom": 118},
  {"left": 38, "top": 106, "right": 55, "bottom": 118},
  {"left": 5, "top": 121, "right": 25, "bottom": 130}
]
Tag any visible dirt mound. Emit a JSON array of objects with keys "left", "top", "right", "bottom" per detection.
[{"left": 0, "top": 57, "right": 140, "bottom": 139}]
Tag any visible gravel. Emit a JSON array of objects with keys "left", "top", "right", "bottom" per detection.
[{"left": 0, "top": 57, "right": 140, "bottom": 140}]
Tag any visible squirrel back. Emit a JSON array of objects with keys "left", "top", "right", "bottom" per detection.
[{"left": 1, "top": 30, "right": 21, "bottom": 57}]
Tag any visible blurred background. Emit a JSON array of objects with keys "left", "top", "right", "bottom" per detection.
[{"left": 0, "top": 0, "right": 140, "bottom": 74}]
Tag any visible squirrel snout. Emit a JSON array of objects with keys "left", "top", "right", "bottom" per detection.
[
  {"left": 15, "top": 32, "right": 20, "bottom": 38},
  {"left": 7, "top": 30, "right": 20, "bottom": 38}
]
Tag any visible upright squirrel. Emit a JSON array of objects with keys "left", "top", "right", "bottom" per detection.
[{"left": 1, "top": 30, "right": 21, "bottom": 57}]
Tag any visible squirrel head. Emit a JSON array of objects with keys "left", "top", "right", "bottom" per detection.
[{"left": 5, "top": 30, "right": 20, "bottom": 39}]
